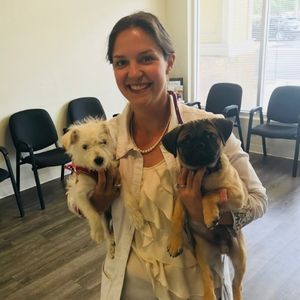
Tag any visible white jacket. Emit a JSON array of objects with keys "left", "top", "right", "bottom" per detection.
[{"left": 96, "top": 98, "right": 267, "bottom": 300}]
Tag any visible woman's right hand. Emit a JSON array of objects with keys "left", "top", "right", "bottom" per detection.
[
  {"left": 90, "top": 166, "right": 121, "bottom": 214},
  {"left": 177, "top": 167, "right": 206, "bottom": 223}
]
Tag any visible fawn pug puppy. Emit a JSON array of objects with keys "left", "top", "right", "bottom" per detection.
[
  {"left": 162, "top": 118, "right": 248, "bottom": 300},
  {"left": 61, "top": 118, "right": 118, "bottom": 256}
]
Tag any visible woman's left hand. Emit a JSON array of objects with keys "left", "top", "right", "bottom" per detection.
[{"left": 177, "top": 167, "right": 206, "bottom": 223}]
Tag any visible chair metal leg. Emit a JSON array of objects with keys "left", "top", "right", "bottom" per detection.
[
  {"left": 9, "top": 176, "right": 24, "bottom": 217},
  {"left": 235, "top": 116, "right": 244, "bottom": 150},
  {"left": 5, "top": 150, "right": 24, "bottom": 217},
  {"left": 7, "top": 162, "right": 24, "bottom": 217},
  {"left": 293, "top": 139, "right": 300, "bottom": 177},
  {"left": 60, "top": 165, "right": 65, "bottom": 181},
  {"left": 246, "top": 132, "right": 251, "bottom": 153},
  {"left": 16, "top": 153, "right": 20, "bottom": 191},
  {"left": 32, "top": 166, "right": 45, "bottom": 210},
  {"left": 262, "top": 137, "right": 267, "bottom": 157}
]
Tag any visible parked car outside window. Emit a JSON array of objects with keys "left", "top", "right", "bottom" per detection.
[{"left": 252, "top": 16, "right": 300, "bottom": 41}]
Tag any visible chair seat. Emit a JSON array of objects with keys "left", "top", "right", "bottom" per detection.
[
  {"left": 251, "top": 123, "right": 298, "bottom": 139},
  {"left": 0, "top": 168, "right": 10, "bottom": 182},
  {"left": 23, "top": 148, "right": 70, "bottom": 167}
]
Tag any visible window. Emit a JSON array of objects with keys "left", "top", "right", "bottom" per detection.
[{"left": 197, "top": 0, "right": 300, "bottom": 112}]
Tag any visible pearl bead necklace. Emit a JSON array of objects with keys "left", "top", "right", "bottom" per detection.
[{"left": 130, "top": 116, "right": 171, "bottom": 155}]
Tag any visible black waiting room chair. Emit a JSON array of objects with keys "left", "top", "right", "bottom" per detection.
[
  {"left": 66, "top": 97, "right": 106, "bottom": 128},
  {"left": 205, "top": 83, "right": 244, "bottom": 150},
  {"left": 9, "top": 109, "right": 71, "bottom": 210},
  {"left": 246, "top": 86, "right": 300, "bottom": 177},
  {"left": 0, "top": 146, "right": 24, "bottom": 217},
  {"left": 186, "top": 83, "right": 244, "bottom": 149}
]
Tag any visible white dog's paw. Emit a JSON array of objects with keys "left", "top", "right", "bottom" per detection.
[
  {"left": 129, "top": 210, "right": 144, "bottom": 230},
  {"left": 90, "top": 220, "right": 104, "bottom": 244}
]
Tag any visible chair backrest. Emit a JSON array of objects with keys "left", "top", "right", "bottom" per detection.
[
  {"left": 205, "top": 83, "right": 243, "bottom": 115},
  {"left": 67, "top": 97, "right": 106, "bottom": 125},
  {"left": 9, "top": 109, "right": 59, "bottom": 152},
  {"left": 267, "top": 86, "right": 300, "bottom": 124}
]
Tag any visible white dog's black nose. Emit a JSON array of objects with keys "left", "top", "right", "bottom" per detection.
[{"left": 94, "top": 156, "right": 104, "bottom": 166}]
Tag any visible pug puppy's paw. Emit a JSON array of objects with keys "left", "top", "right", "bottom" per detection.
[
  {"left": 167, "top": 237, "right": 183, "bottom": 257},
  {"left": 203, "top": 205, "right": 220, "bottom": 229}
]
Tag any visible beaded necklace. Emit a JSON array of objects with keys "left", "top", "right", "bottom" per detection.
[{"left": 130, "top": 115, "right": 171, "bottom": 155}]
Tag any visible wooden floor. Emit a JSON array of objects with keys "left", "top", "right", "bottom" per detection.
[{"left": 0, "top": 153, "right": 300, "bottom": 300}]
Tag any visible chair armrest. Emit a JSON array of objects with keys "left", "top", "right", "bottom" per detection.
[
  {"left": 16, "top": 141, "right": 33, "bottom": 152},
  {"left": 248, "top": 106, "right": 264, "bottom": 133},
  {"left": 0, "top": 146, "right": 8, "bottom": 156},
  {"left": 0, "top": 146, "right": 14, "bottom": 172},
  {"left": 249, "top": 106, "right": 264, "bottom": 124},
  {"left": 222, "top": 105, "right": 239, "bottom": 118},
  {"left": 249, "top": 106, "right": 262, "bottom": 115},
  {"left": 186, "top": 101, "right": 201, "bottom": 109}
]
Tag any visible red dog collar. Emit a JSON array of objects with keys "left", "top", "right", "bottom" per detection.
[{"left": 65, "top": 162, "right": 98, "bottom": 181}]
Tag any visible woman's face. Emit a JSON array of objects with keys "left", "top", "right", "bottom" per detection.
[{"left": 112, "top": 27, "right": 175, "bottom": 109}]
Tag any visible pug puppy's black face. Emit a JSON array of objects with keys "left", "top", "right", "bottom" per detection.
[
  {"left": 176, "top": 122, "right": 221, "bottom": 169},
  {"left": 162, "top": 119, "right": 233, "bottom": 170}
]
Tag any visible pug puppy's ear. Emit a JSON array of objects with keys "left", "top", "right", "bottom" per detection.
[
  {"left": 212, "top": 118, "right": 233, "bottom": 145},
  {"left": 162, "top": 126, "right": 182, "bottom": 157}
]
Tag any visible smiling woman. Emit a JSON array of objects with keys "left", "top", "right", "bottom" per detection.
[{"left": 67, "top": 11, "right": 268, "bottom": 300}]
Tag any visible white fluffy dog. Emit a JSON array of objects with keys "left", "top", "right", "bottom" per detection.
[{"left": 61, "top": 118, "right": 118, "bottom": 253}]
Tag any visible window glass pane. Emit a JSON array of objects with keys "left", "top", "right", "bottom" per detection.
[
  {"left": 199, "top": 0, "right": 263, "bottom": 111},
  {"left": 263, "top": 0, "right": 300, "bottom": 111}
]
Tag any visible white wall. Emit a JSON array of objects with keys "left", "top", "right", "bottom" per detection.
[
  {"left": 0, "top": 0, "right": 167, "bottom": 198},
  {"left": 165, "top": 0, "right": 189, "bottom": 98}
]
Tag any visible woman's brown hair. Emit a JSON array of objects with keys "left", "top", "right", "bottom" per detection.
[{"left": 106, "top": 11, "right": 175, "bottom": 63}]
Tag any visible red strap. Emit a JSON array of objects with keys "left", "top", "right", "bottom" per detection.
[
  {"left": 65, "top": 162, "right": 98, "bottom": 181},
  {"left": 168, "top": 90, "right": 183, "bottom": 124},
  {"left": 65, "top": 162, "right": 76, "bottom": 172}
]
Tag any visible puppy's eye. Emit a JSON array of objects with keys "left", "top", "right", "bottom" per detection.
[
  {"left": 82, "top": 144, "right": 88, "bottom": 150},
  {"left": 204, "top": 131, "right": 215, "bottom": 139},
  {"left": 99, "top": 139, "right": 107, "bottom": 145},
  {"left": 179, "top": 135, "right": 191, "bottom": 146}
]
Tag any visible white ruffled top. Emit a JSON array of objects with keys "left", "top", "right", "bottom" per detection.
[{"left": 130, "top": 160, "right": 205, "bottom": 299}]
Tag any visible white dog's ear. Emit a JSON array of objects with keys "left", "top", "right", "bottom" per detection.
[
  {"left": 70, "top": 129, "right": 79, "bottom": 144},
  {"left": 102, "top": 123, "right": 111, "bottom": 136},
  {"left": 61, "top": 128, "right": 79, "bottom": 150}
]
